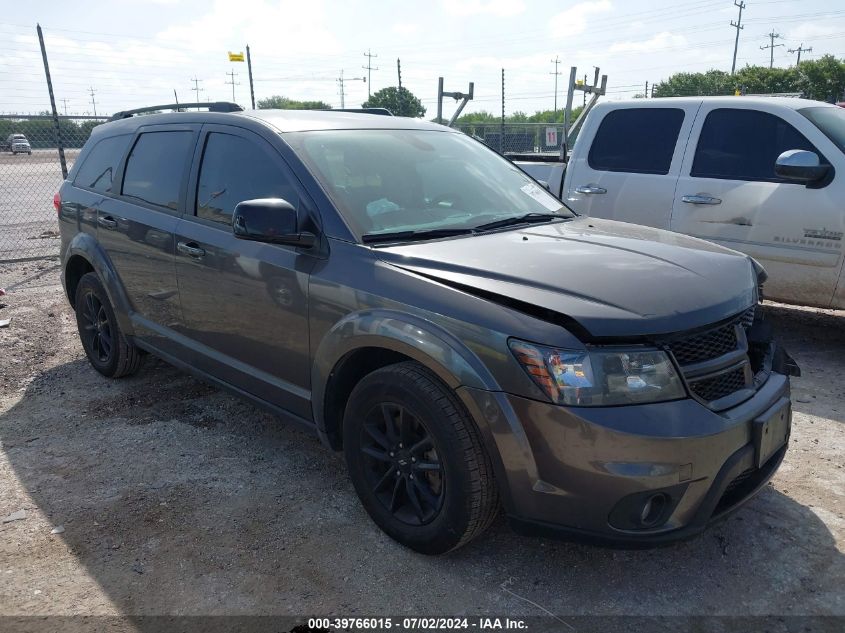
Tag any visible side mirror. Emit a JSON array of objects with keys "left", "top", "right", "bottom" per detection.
[
  {"left": 232, "top": 198, "right": 316, "bottom": 248},
  {"left": 774, "top": 150, "right": 830, "bottom": 184}
]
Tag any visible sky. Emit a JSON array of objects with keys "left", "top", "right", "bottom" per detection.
[{"left": 1, "top": 0, "right": 844, "bottom": 118}]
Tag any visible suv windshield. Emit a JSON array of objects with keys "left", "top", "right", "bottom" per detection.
[
  {"left": 800, "top": 106, "right": 845, "bottom": 153},
  {"left": 287, "top": 129, "right": 574, "bottom": 241}
]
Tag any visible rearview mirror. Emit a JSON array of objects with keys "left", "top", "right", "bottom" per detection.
[
  {"left": 232, "top": 198, "right": 316, "bottom": 248},
  {"left": 774, "top": 150, "right": 830, "bottom": 184}
]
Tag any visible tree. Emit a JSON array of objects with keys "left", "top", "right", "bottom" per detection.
[
  {"left": 797, "top": 55, "right": 845, "bottom": 102},
  {"left": 257, "top": 95, "right": 332, "bottom": 110},
  {"left": 651, "top": 57, "right": 845, "bottom": 100},
  {"left": 362, "top": 86, "right": 426, "bottom": 118}
]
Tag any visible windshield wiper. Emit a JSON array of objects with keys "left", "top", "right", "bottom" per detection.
[
  {"left": 362, "top": 227, "right": 476, "bottom": 245},
  {"left": 473, "top": 213, "right": 564, "bottom": 233}
]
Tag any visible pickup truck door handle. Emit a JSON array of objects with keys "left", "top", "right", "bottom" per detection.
[
  {"left": 681, "top": 194, "right": 722, "bottom": 205},
  {"left": 177, "top": 241, "right": 206, "bottom": 258},
  {"left": 97, "top": 215, "right": 118, "bottom": 229},
  {"left": 574, "top": 185, "right": 607, "bottom": 195}
]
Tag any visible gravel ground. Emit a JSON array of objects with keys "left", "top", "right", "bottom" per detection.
[{"left": 0, "top": 259, "right": 843, "bottom": 628}]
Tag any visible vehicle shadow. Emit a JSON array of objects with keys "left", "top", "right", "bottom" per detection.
[{"left": 1, "top": 356, "right": 843, "bottom": 621}]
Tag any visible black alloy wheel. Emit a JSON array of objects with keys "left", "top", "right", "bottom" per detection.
[{"left": 359, "top": 401, "right": 444, "bottom": 526}]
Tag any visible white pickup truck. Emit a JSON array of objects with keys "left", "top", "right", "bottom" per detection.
[{"left": 537, "top": 97, "right": 845, "bottom": 310}]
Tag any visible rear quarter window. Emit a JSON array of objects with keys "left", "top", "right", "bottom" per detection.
[
  {"left": 588, "top": 108, "right": 685, "bottom": 175},
  {"left": 73, "top": 134, "right": 132, "bottom": 194}
]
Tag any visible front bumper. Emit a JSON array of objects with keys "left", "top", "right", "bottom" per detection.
[{"left": 458, "top": 370, "right": 791, "bottom": 547}]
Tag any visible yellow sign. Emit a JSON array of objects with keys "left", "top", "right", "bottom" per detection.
[
  {"left": 735, "top": 88, "right": 741, "bottom": 96},
  {"left": 228, "top": 51, "right": 245, "bottom": 62}
]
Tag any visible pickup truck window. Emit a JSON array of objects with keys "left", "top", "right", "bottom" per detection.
[
  {"left": 122, "top": 131, "right": 194, "bottom": 211},
  {"left": 288, "top": 129, "right": 572, "bottom": 239},
  {"left": 587, "top": 108, "right": 684, "bottom": 175},
  {"left": 73, "top": 134, "right": 132, "bottom": 194},
  {"left": 800, "top": 106, "right": 845, "bottom": 153},
  {"left": 692, "top": 108, "right": 822, "bottom": 182},
  {"left": 195, "top": 132, "right": 299, "bottom": 225}
]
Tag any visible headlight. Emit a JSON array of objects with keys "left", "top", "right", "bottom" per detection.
[{"left": 509, "top": 339, "right": 686, "bottom": 406}]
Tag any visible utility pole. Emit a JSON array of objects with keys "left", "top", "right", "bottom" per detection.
[
  {"left": 246, "top": 45, "right": 255, "bottom": 109},
  {"left": 363, "top": 49, "right": 378, "bottom": 97},
  {"left": 225, "top": 69, "right": 240, "bottom": 102},
  {"left": 788, "top": 43, "right": 812, "bottom": 65},
  {"left": 337, "top": 70, "right": 366, "bottom": 109},
  {"left": 190, "top": 76, "right": 203, "bottom": 102},
  {"left": 36, "top": 23, "right": 67, "bottom": 178},
  {"left": 60, "top": 98, "right": 68, "bottom": 115},
  {"left": 761, "top": 31, "right": 783, "bottom": 69},
  {"left": 644, "top": 81, "right": 649, "bottom": 99},
  {"left": 88, "top": 86, "right": 97, "bottom": 117},
  {"left": 730, "top": 1, "right": 745, "bottom": 75},
  {"left": 397, "top": 58, "right": 403, "bottom": 115},
  {"left": 550, "top": 55, "right": 561, "bottom": 113},
  {"left": 500, "top": 68, "right": 505, "bottom": 154},
  {"left": 584, "top": 74, "right": 588, "bottom": 106}
]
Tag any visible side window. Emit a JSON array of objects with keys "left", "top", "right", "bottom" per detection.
[
  {"left": 588, "top": 108, "right": 685, "bottom": 175},
  {"left": 73, "top": 134, "right": 132, "bottom": 193},
  {"left": 692, "top": 109, "right": 823, "bottom": 182},
  {"left": 196, "top": 132, "right": 299, "bottom": 225},
  {"left": 122, "top": 131, "right": 194, "bottom": 211}
]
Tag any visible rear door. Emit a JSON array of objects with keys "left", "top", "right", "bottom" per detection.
[
  {"left": 670, "top": 104, "right": 845, "bottom": 308},
  {"left": 563, "top": 103, "right": 698, "bottom": 228},
  {"left": 173, "top": 124, "right": 317, "bottom": 419},
  {"left": 98, "top": 124, "right": 199, "bottom": 351}
]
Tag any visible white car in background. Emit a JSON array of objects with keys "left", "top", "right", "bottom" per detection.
[{"left": 548, "top": 97, "right": 845, "bottom": 310}]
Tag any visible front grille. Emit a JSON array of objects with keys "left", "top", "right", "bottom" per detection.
[
  {"left": 688, "top": 367, "right": 749, "bottom": 402},
  {"left": 724, "top": 468, "right": 755, "bottom": 496},
  {"left": 669, "top": 323, "right": 739, "bottom": 365}
]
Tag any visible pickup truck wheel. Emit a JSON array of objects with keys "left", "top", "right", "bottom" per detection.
[
  {"left": 343, "top": 362, "right": 499, "bottom": 554},
  {"left": 74, "top": 272, "right": 141, "bottom": 378}
]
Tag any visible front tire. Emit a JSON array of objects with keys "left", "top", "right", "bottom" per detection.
[
  {"left": 74, "top": 272, "right": 141, "bottom": 378},
  {"left": 343, "top": 362, "right": 499, "bottom": 554}
]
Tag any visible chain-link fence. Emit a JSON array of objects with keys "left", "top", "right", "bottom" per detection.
[
  {"left": 452, "top": 122, "right": 566, "bottom": 155},
  {"left": 0, "top": 115, "right": 107, "bottom": 262}
]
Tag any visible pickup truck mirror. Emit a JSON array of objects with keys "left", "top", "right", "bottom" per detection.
[
  {"left": 232, "top": 198, "right": 316, "bottom": 248},
  {"left": 774, "top": 150, "right": 830, "bottom": 184}
]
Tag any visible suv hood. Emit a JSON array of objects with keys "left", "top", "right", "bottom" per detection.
[{"left": 376, "top": 217, "right": 757, "bottom": 339}]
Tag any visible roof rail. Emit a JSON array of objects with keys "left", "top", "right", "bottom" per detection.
[
  {"left": 109, "top": 102, "right": 244, "bottom": 121},
  {"left": 329, "top": 108, "right": 393, "bottom": 116}
]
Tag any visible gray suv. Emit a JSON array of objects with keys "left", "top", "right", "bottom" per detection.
[{"left": 57, "top": 102, "right": 798, "bottom": 554}]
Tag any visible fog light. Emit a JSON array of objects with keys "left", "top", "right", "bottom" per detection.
[{"left": 640, "top": 493, "right": 669, "bottom": 527}]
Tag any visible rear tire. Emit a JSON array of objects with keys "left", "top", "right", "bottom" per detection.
[
  {"left": 343, "top": 362, "right": 499, "bottom": 554},
  {"left": 74, "top": 272, "right": 141, "bottom": 378}
]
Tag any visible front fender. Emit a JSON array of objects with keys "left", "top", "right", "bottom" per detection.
[
  {"left": 64, "top": 232, "right": 135, "bottom": 336},
  {"left": 312, "top": 308, "right": 500, "bottom": 431}
]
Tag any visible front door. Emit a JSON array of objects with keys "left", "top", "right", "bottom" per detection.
[
  {"left": 670, "top": 105, "right": 845, "bottom": 308},
  {"left": 174, "top": 125, "right": 316, "bottom": 419}
]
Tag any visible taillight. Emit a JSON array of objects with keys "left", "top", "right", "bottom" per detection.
[{"left": 53, "top": 192, "right": 61, "bottom": 215}]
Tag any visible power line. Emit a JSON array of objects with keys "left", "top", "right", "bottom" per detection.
[
  {"left": 788, "top": 43, "right": 812, "bottom": 65},
  {"left": 362, "top": 49, "right": 378, "bottom": 97},
  {"left": 760, "top": 30, "right": 784, "bottom": 68},
  {"left": 730, "top": 1, "right": 745, "bottom": 75}
]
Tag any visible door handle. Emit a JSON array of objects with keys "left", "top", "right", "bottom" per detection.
[
  {"left": 97, "top": 215, "right": 118, "bottom": 229},
  {"left": 574, "top": 185, "right": 607, "bottom": 195},
  {"left": 177, "top": 241, "right": 206, "bottom": 258},
  {"left": 681, "top": 194, "right": 722, "bottom": 205}
]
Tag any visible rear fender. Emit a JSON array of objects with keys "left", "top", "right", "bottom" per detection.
[{"left": 63, "top": 232, "right": 135, "bottom": 336}]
